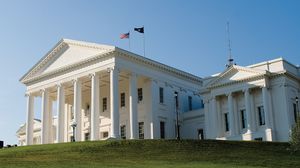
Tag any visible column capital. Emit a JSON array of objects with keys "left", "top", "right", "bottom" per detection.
[
  {"left": 243, "top": 88, "right": 251, "bottom": 94},
  {"left": 107, "top": 67, "right": 120, "bottom": 73},
  {"left": 40, "top": 88, "right": 48, "bottom": 93},
  {"left": 25, "top": 92, "right": 32, "bottom": 97},
  {"left": 226, "top": 92, "right": 232, "bottom": 97},
  {"left": 89, "top": 72, "right": 100, "bottom": 79},
  {"left": 56, "top": 83, "right": 64, "bottom": 88},
  {"left": 72, "top": 78, "right": 81, "bottom": 84}
]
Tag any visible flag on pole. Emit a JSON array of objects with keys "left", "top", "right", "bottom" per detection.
[
  {"left": 120, "top": 32, "right": 130, "bottom": 39},
  {"left": 134, "top": 27, "right": 144, "bottom": 33}
]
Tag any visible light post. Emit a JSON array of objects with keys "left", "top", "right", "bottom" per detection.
[
  {"left": 174, "top": 92, "right": 180, "bottom": 140},
  {"left": 296, "top": 96, "right": 299, "bottom": 119},
  {"left": 71, "top": 121, "right": 77, "bottom": 142}
]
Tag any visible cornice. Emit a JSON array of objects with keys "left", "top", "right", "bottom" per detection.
[
  {"left": 115, "top": 48, "right": 203, "bottom": 85},
  {"left": 207, "top": 74, "right": 266, "bottom": 89},
  {"left": 23, "top": 50, "right": 115, "bottom": 85}
]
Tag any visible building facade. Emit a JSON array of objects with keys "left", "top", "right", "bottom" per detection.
[
  {"left": 18, "top": 39, "right": 299, "bottom": 145},
  {"left": 19, "top": 39, "right": 204, "bottom": 145}
]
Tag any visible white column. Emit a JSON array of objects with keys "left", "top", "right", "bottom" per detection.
[
  {"left": 90, "top": 73, "right": 100, "bottom": 141},
  {"left": 110, "top": 67, "right": 119, "bottom": 138},
  {"left": 228, "top": 93, "right": 235, "bottom": 136},
  {"left": 211, "top": 97, "right": 218, "bottom": 138},
  {"left": 41, "top": 89, "right": 49, "bottom": 144},
  {"left": 204, "top": 99, "right": 210, "bottom": 139},
  {"left": 262, "top": 87, "right": 272, "bottom": 129},
  {"left": 244, "top": 89, "right": 253, "bottom": 133},
  {"left": 25, "top": 94, "right": 34, "bottom": 145},
  {"left": 129, "top": 73, "right": 138, "bottom": 139},
  {"left": 56, "top": 84, "right": 65, "bottom": 143},
  {"left": 73, "top": 79, "right": 82, "bottom": 141}
]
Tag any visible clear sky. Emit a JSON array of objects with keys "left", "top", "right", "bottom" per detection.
[{"left": 0, "top": 0, "right": 299, "bottom": 145}]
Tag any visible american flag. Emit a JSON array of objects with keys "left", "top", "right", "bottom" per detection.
[{"left": 120, "top": 32, "right": 130, "bottom": 39}]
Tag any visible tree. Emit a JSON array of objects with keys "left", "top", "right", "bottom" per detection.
[{"left": 290, "top": 116, "right": 300, "bottom": 152}]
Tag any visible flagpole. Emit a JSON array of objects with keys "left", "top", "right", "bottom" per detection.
[
  {"left": 143, "top": 26, "right": 145, "bottom": 57},
  {"left": 129, "top": 31, "right": 131, "bottom": 51}
]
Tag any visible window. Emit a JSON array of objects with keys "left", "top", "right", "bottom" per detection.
[
  {"left": 198, "top": 129, "right": 204, "bottom": 140},
  {"left": 258, "top": 106, "right": 265, "bottom": 126},
  {"left": 224, "top": 113, "right": 229, "bottom": 132},
  {"left": 240, "top": 109, "right": 247, "bottom": 129},
  {"left": 200, "top": 99, "right": 204, "bottom": 108},
  {"left": 121, "top": 93, "right": 125, "bottom": 107},
  {"left": 120, "top": 125, "right": 126, "bottom": 139},
  {"left": 138, "top": 88, "right": 143, "bottom": 102},
  {"left": 293, "top": 103, "right": 298, "bottom": 123},
  {"left": 138, "top": 122, "right": 144, "bottom": 139},
  {"left": 102, "top": 132, "right": 109, "bottom": 138},
  {"left": 159, "top": 87, "right": 164, "bottom": 103},
  {"left": 102, "top": 97, "right": 107, "bottom": 112},
  {"left": 254, "top": 137, "right": 263, "bottom": 141},
  {"left": 84, "top": 104, "right": 90, "bottom": 116},
  {"left": 160, "top": 121, "right": 165, "bottom": 139},
  {"left": 84, "top": 133, "right": 90, "bottom": 141},
  {"left": 188, "top": 96, "right": 193, "bottom": 111}
]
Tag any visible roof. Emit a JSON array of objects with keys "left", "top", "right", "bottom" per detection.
[{"left": 20, "top": 39, "right": 202, "bottom": 85}]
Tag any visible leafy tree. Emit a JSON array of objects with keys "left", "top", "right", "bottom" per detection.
[{"left": 290, "top": 116, "right": 300, "bottom": 152}]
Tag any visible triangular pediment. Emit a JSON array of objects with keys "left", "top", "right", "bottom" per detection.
[
  {"left": 207, "top": 65, "right": 267, "bottom": 88},
  {"left": 20, "top": 39, "right": 115, "bottom": 83}
]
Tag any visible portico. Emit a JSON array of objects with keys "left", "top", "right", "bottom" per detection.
[
  {"left": 20, "top": 39, "right": 203, "bottom": 145},
  {"left": 202, "top": 65, "right": 275, "bottom": 141}
]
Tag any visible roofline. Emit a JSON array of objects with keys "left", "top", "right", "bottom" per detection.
[
  {"left": 20, "top": 38, "right": 116, "bottom": 83},
  {"left": 19, "top": 38, "right": 65, "bottom": 82},
  {"left": 115, "top": 47, "right": 203, "bottom": 83},
  {"left": 21, "top": 39, "right": 202, "bottom": 85}
]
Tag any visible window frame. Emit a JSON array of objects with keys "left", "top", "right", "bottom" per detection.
[
  {"left": 138, "top": 88, "right": 143, "bottom": 102},
  {"left": 138, "top": 122, "right": 144, "bottom": 139},
  {"left": 258, "top": 106, "right": 265, "bottom": 126},
  {"left": 120, "top": 125, "right": 126, "bottom": 139},
  {"left": 240, "top": 109, "right": 247, "bottom": 129},
  {"left": 120, "top": 92, "right": 125, "bottom": 107},
  {"left": 159, "top": 87, "right": 164, "bottom": 104},
  {"left": 102, "top": 97, "right": 107, "bottom": 112},
  {"left": 224, "top": 113, "right": 229, "bottom": 132}
]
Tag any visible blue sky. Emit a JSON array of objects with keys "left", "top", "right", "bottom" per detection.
[{"left": 0, "top": 0, "right": 299, "bottom": 145}]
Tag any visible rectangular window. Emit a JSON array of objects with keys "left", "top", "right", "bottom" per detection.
[
  {"left": 224, "top": 113, "right": 229, "bottom": 132},
  {"left": 198, "top": 129, "right": 204, "bottom": 140},
  {"left": 102, "top": 97, "right": 107, "bottom": 112},
  {"left": 138, "top": 88, "right": 143, "bottom": 102},
  {"left": 240, "top": 109, "right": 247, "bottom": 129},
  {"left": 258, "top": 106, "right": 265, "bottom": 126},
  {"left": 120, "top": 125, "right": 126, "bottom": 139},
  {"left": 293, "top": 103, "right": 298, "bottom": 123},
  {"left": 160, "top": 121, "right": 165, "bottom": 139},
  {"left": 159, "top": 87, "right": 164, "bottom": 104},
  {"left": 188, "top": 96, "right": 193, "bottom": 111},
  {"left": 84, "top": 133, "right": 90, "bottom": 141},
  {"left": 121, "top": 93, "right": 125, "bottom": 107},
  {"left": 102, "top": 132, "right": 109, "bottom": 138},
  {"left": 138, "top": 122, "right": 144, "bottom": 139}
]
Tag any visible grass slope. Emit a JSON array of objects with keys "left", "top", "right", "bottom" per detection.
[{"left": 0, "top": 140, "right": 299, "bottom": 168}]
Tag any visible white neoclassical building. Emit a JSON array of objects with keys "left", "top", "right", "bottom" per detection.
[
  {"left": 19, "top": 39, "right": 204, "bottom": 145},
  {"left": 201, "top": 58, "right": 300, "bottom": 142},
  {"left": 18, "top": 39, "right": 300, "bottom": 146}
]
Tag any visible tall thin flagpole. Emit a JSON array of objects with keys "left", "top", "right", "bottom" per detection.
[
  {"left": 143, "top": 26, "right": 145, "bottom": 57},
  {"left": 129, "top": 31, "right": 131, "bottom": 51}
]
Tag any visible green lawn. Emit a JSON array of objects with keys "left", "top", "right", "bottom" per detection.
[{"left": 0, "top": 140, "right": 299, "bottom": 168}]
